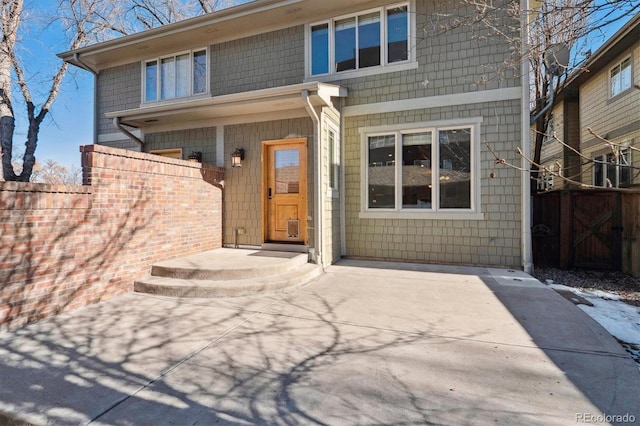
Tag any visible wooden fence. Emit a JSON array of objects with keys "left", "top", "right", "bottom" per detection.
[{"left": 532, "top": 189, "right": 640, "bottom": 277}]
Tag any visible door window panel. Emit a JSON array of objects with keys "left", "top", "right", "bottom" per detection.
[{"left": 275, "top": 149, "right": 300, "bottom": 194}]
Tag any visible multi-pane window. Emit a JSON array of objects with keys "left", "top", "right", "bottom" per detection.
[
  {"left": 367, "top": 126, "right": 473, "bottom": 211},
  {"left": 144, "top": 49, "right": 208, "bottom": 103},
  {"left": 593, "top": 148, "right": 632, "bottom": 187},
  {"left": 310, "top": 4, "right": 409, "bottom": 76},
  {"left": 610, "top": 57, "right": 631, "bottom": 97}
]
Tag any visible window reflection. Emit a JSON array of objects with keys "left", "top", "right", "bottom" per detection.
[
  {"left": 311, "top": 24, "right": 329, "bottom": 75},
  {"left": 439, "top": 129, "right": 471, "bottom": 209},
  {"left": 402, "top": 132, "right": 432, "bottom": 209},
  {"left": 368, "top": 135, "right": 396, "bottom": 208},
  {"left": 275, "top": 149, "right": 300, "bottom": 194},
  {"left": 358, "top": 12, "right": 381, "bottom": 68},
  {"left": 335, "top": 18, "right": 356, "bottom": 72}
]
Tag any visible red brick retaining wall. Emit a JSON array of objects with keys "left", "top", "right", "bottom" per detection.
[{"left": 0, "top": 145, "right": 223, "bottom": 330}]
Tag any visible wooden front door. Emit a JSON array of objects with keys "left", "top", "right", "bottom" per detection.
[{"left": 263, "top": 139, "right": 307, "bottom": 243}]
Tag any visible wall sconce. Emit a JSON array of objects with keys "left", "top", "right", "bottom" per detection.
[
  {"left": 231, "top": 148, "right": 245, "bottom": 167},
  {"left": 188, "top": 151, "right": 202, "bottom": 162}
]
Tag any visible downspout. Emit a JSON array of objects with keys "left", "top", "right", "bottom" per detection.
[
  {"left": 302, "top": 89, "right": 323, "bottom": 266},
  {"left": 72, "top": 54, "right": 143, "bottom": 148},
  {"left": 73, "top": 53, "right": 99, "bottom": 145},
  {"left": 340, "top": 101, "right": 347, "bottom": 257},
  {"left": 520, "top": 0, "right": 534, "bottom": 274},
  {"left": 113, "top": 117, "right": 144, "bottom": 148}
]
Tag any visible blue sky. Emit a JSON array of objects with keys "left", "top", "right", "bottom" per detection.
[
  {"left": 13, "top": 2, "right": 636, "bottom": 170},
  {"left": 12, "top": 0, "right": 94, "bottom": 169}
]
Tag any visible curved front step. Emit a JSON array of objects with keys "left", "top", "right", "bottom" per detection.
[
  {"left": 151, "top": 249, "right": 308, "bottom": 281},
  {"left": 135, "top": 263, "right": 323, "bottom": 298}
]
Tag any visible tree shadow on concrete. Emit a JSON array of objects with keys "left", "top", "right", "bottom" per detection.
[
  {"left": 1, "top": 258, "right": 608, "bottom": 425},
  {"left": 0, "top": 275, "right": 506, "bottom": 425}
]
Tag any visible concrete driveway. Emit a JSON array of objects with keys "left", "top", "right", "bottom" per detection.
[{"left": 0, "top": 260, "right": 638, "bottom": 425}]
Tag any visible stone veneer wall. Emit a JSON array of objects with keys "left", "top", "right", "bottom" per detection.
[{"left": 0, "top": 145, "right": 222, "bottom": 330}]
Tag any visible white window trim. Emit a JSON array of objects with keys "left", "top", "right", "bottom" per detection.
[
  {"left": 609, "top": 56, "right": 632, "bottom": 98},
  {"left": 592, "top": 146, "right": 632, "bottom": 187},
  {"left": 327, "top": 121, "right": 341, "bottom": 199},
  {"left": 150, "top": 148, "right": 183, "bottom": 159},
  {"left": 593, "top": 153, "right": 605, "bottom": 187},
  {"left": 304, "top": 1, "right": 416, "bottom": 81},
  {"left": 142, "top": 47, "right": 210, "bottom": 105},
  {"left": 359, "top": 118, "right": 484, "bottom": 220}
]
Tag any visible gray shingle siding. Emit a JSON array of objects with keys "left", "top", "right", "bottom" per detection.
[
  {"left": 145, "top": 127, "right": 218, "bottom": 163},
  {"left": 211, "top": 26, "right": 305, "bottom": 96},
  {"left": 97, "top": 62, "right": 141, "bottom": 135},
  {"left": 334, "top": 0, "right": 520, "bottom": 107}
]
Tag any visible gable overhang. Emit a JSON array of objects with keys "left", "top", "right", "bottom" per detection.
[
  {"left": 106, "top": 82, "right": 347, "bottom": 133},
  {"left": 558, "top": 13, "right": 640, "bottom": 102},
  {"left": 58, "top": 0, "right": 393, "bottom": 71}
]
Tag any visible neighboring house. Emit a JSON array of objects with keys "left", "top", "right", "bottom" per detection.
[
  {"left": 59, "top": 0, "right": 531, "bottom": 270},
  {"left": 539, "top": 13, "right": 640, "bottom": 190}
]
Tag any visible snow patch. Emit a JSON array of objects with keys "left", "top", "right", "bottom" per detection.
[{"left": 547, "top": 282, "right": 640, "bottom": 366}]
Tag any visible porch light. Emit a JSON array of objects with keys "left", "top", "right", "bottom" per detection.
[{"left": 231, "top": 148, "right": 245, "bottom": 167}]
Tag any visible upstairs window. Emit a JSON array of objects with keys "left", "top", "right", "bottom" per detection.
[
  {"left": 309, "top": 3, "right": 410, "bottom": 77},
  {"left": 144, "top": 49, "right": 208, "bottom": 103},
  {"left": 610, "top": 57, "right": 631, "bottom": 97}
]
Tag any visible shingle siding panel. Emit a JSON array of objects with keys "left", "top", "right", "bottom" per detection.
[
  {"left": 211, "top": 26, "right": 305, "bottom": 96},
  {"left": 97, "top": 63, "right": 141, "bottom": 135}
]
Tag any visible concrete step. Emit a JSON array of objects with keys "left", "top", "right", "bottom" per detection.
[
  {"left": 135, "top": 263, "right": 323, "bottom": 298},
  {"left": 151, "top": 249, "right": 309, "bottom": 281},
  {"left": 261, "top": 243, "right": 309, "bottom": 253}
]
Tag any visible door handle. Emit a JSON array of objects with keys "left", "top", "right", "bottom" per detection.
[{"left": 268, "top": 188, "right": 272, "bottom": 199}]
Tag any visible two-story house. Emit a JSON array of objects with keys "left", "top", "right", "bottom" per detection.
[
  {"left": 539, "top": 13, "right": 639, "bottom": 190},
  {"left": 59, "top": 0, "right": 531, "bottom": 270}
]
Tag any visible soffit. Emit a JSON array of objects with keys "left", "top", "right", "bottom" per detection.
[
  {"left": 106, "top": 82, "right": 347, "bottom": 132},
  {"left": 59, "top": 0, "right": 392, "bottom": 70}
]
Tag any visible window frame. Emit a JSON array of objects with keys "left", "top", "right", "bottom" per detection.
[
  {"left": 359, "top": 119, "right": 483, "bottom": 220},
  {"left": 305, "top": 1, "right": 416, "bottom": 81},
  {"left": 592, "top": 146, "right": 632, "bottom": 188},
  {"left": 150, "top": 148, "right": 183, "bottom": 159},
  {"left": 327, "top": 122, "right": 340, "bottom": 198},
  {"left": 142, "top": 47, "right": 210, "bottom": 104},
  {"left": 609, "top": 56, "right": 632, "bottom": 98}
]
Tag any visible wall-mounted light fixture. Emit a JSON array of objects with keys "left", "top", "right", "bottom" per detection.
[
  {"left": 231, "top": 148, "right": 245, "bottom": 167},
  {"left": 188, "top": 151, "right": 203, "bottom": 162}
]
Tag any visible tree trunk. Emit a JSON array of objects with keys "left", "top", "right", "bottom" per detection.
[
  {"left": 0, "top": 116, "right": 17, "bottom": 181},
  {"left": 18, "top": 110, "right": 41, "bottom": 182},
  {"left": 0, "top": 48, "right": 16, "bottom": 181}
]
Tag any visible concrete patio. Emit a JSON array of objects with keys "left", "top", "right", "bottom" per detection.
[{"left": 0, "top": 259, "right": 638, "bottom": 425}]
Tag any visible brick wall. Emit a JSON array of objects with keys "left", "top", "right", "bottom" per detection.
[{"left": 0, "top": 145, "right": 223, "bottom": 330}]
